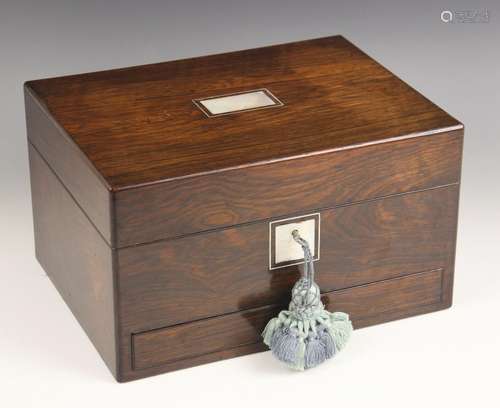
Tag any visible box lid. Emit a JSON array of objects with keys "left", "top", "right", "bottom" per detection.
[
  {"left": 25, "top": 35, "right": 461, "bottom": 191},
  {"left": 25, "top": 36, "right": 463, "bottom": 247}
]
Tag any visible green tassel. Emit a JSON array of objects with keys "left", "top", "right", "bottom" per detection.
[
  {"left": 262, "top": 317, "right": 278, "bottom": 346},
  {"left": 261, "top": 230, "right": 353, "bottom": 370}
]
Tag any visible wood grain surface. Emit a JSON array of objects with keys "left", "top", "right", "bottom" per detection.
[
  {"left": 25, "top": 35, "right": 463, "bottom": 382},
  {"left": 115, "top": 184, "right": 459, "bottom": 381},
  {"left": 28, "top": 145, "right": 117, "bottom": 376},
  {"left": 130, "top": 268, "right": 444, "bottom": 376},
  {"left": 117, "top": 185, "right": 458, "bottom": 332},
  {"left": 132, "top": 304, "right": 278, "bottom": 370},
  {"left": 25, "top": 36, "right": 461, "bottom": 189},
  {"left": 114, "top": 130, "right": 462, "bottom": 246},
  {"left": 25, "top": 88, "right": 113, "bottom": 243}
]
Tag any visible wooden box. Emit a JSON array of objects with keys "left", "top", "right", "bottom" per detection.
[{"left": 25, "top": 36, "right": 463, "bottom": 382}]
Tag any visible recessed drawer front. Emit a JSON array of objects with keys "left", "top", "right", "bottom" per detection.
[
  {"left": 132, "top": 305, "right": 277, "bottom": 370},
  {"left": 119, "top": 185, "right": 458, "bottom": 333},
  {"left": 132, "top": 269, "right": 444, "bottom": 371}
]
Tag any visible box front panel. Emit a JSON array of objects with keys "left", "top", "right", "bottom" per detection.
[{"left": 117, "top": 185, "right": 459, "bottom": 380}]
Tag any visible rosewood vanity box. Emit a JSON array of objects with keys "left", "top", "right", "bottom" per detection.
[{"left": 25, "top": 36, "right": 463, "bottom": 382}]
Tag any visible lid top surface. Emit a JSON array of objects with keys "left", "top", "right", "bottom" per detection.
[{"left": 27, "top": 36, "right": 461, "bottom": 189}]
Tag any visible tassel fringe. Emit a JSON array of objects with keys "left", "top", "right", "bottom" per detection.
[{"left": 262, "top": 308, "right": 352, "bottom": 370}]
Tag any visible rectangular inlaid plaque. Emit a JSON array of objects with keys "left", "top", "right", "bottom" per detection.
[{"left": 193, "top": 89, "right": 283, "bottom": 117}]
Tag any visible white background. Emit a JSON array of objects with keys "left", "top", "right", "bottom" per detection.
[{"left": 1, "top": 1, "right": 499, "bottom": 407}]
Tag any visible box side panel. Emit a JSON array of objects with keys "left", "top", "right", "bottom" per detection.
[
  {"left": 115, "top": 130, "right": 463, "bottom": 247},
  {"left": 25, "top": 85, "right": 113, "bottom": 245},
  {"left": 29, "top": 144, "right": 117, "bottom": 378}
]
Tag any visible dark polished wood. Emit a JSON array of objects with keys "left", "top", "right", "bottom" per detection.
[
  {"left": 130, "top": 268, "right": 444, "bottom": 378},
  {"left": 25, "top": 36, "right": 461, "bottom": 190},
  {"left": 115, "top": 130, "right": 462, "bottom": 246},
  {"left": 118, "top": 186, "right": 458, "bottom": 332},
  {"left": 115, "top": 184, "right": 458, "bottom": 380},
  {"left": 25, "top": 88, "right": 113, "bottom": 244},
  {"left": 28, "top": 145, "right": 117, "bottom": 376},
  {"left": 25, "top": 35, "right": 463, "bottom": 382},
  {"left": 25, "top": 35, "right": 463, "bottom": 248},
  {"left": 132, "top": 304, "right": 278, "bottom": 370}
]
